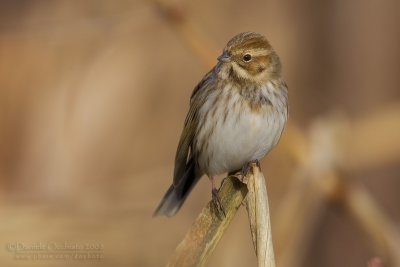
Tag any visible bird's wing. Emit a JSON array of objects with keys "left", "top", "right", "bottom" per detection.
[{"left": 173, "top": 69, "right": 215, "bottom": 186}]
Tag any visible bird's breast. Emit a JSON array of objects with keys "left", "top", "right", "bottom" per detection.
[{"left": 194, "top": 82, "right": 287, "bottom": 176}]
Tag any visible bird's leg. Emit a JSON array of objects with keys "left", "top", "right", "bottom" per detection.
[{"left": 209, "top": 176, "right": 226, "bottom": 217}]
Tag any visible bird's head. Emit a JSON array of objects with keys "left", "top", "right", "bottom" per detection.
[{"left": 217, "top": 32, "right": 282, "bottom": 84}]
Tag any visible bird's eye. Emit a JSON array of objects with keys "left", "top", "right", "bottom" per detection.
[{"left": 243, "top": 54, "right": 252, "bottom": 62}]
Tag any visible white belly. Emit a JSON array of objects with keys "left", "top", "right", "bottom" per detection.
[{"left": 195, "top": 85, "right": 287, "bottom": 176}]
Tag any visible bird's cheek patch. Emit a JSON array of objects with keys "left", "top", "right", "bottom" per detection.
[{"left": 257, "top": 65, "right": 266, "bottom": 73}]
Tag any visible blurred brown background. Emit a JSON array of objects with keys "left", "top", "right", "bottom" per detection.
[{"left": 0, "top": 1, "right": 399, "bottom": 267}]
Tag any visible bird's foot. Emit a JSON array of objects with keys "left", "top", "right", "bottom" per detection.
[
  {"left": 240, "top": 160, "right": 261, "bottom": 182},
  {"left": 242, "top": 159, "right": 261, "bottom": 175}
]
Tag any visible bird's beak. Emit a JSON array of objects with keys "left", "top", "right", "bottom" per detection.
[{"left": 217, "top": 51, "right": 231, "bottom": 63}]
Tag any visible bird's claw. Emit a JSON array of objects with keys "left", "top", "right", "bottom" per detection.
[{"left": 241, "top": 159, "right": 261, "bottom": 176}]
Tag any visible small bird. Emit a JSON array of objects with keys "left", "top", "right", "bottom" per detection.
[{"left": 154, "top": 32, "right": 288, "bottom": 217}]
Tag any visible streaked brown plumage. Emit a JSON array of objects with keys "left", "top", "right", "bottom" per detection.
[{"left": 154, "top": 32, "right": 288, "bottom": 217}]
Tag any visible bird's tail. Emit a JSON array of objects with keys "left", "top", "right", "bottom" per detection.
[{"left": 153, "top": 159, "right": 201, "bottom": 217}]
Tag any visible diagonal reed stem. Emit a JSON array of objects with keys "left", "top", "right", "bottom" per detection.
[
  {"left": 166, "top": 176, "right": 247, "bottom": 267},
  {"left": 166, "top": 164, "right": 276, "bottom": 267}
]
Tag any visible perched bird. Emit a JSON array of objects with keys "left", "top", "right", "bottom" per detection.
[{"left": 154, "top": 32, "right": 288, "bottom": 217}]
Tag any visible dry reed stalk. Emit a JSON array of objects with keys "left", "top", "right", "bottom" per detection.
[
  {"left": 244, "top": 164, "right": 276, "bottom": 267},
  {"left": 167, "top": 164, "right": 276, "bottom": 267}
]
